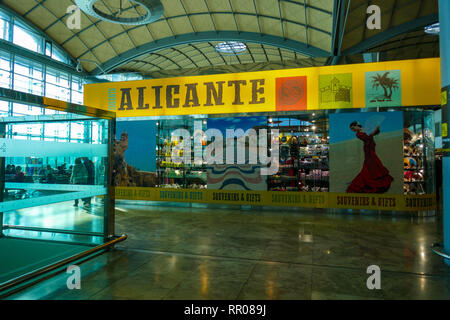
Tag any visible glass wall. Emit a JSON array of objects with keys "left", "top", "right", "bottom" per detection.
[
  {"left": 0, "top": 7, "right": 71, "bottom": 64},
  {"left": 0, "top": 112, "right": 112, "bottom": 245},
  {"left": 0, "top": 7, "right": 85, "bottom": 115},
  {"left": 0, "top": 10, "right": 10, "bottom": 41},
  {"left": 0, "top": 49, "right": 84, "bottom": 108},
  {"left": 0, "top": 92, "right": 115, "bottom": 290}
]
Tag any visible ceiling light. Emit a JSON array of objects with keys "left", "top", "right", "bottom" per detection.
[
  {"left": 215, "top": 41, "right": 247, "bottom": 55},
  {"left": 425, "top": 23, "right": 440, "bottom": 35},
  {"left": 75, "top": 0, "right": 163, "bottom": 25}
]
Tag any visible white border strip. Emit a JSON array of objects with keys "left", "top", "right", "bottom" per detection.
[
  {"left": 5, "top": 183, "right": 106, "bottom": 192},
  {"left": 0, "top": 138, "right": 107, "bottom": 157},
  {"left": 0, "top": 190, "right": 106, "bottom": 212}
]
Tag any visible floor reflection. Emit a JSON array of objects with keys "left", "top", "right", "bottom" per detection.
[{"left": 7, "top": 204, "right": 450, "bottom": 300}]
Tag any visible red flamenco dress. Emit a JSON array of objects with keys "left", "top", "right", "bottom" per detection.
[{"left": 346, "top": 128, "right": 394, "bottom": 193}]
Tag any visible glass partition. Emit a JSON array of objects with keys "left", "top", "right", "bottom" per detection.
[{"left": 0, "top": 91, "right": 115, "bottom": 247}]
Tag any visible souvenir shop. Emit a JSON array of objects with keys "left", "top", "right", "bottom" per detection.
[{"left": 83, "top": 58, "right": 441, "bottom": 212}]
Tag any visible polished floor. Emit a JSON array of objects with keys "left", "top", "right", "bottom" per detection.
[
  {"left": 0, "top": 238, "right": 90, "bottom": 284},
  {"left": 7, "top": 203, "right": 450, "bottom": 300}
]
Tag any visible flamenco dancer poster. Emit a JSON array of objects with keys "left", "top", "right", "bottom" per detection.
[{"left": 329, "top": 112, "right": 404, "bottom": 195}]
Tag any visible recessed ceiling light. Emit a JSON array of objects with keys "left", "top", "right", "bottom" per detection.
[
  {"left": 75, "top": 0, "right": 163, "bottom": 25},
  {"left": 215, "top": 41, "right": 247, "bottom": 55},
  {"left": 425, "top": 23, "right": 440, "bottom": 35}
]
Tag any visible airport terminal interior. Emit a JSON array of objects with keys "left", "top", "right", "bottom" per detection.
[{"left": 1, "top": 0, "right": 450, "bottom": 300}]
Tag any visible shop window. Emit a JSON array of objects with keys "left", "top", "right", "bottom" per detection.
[
  {"left": 403, "top": 110, "right": 435, "bottom": 195},
  {"left": 268, "top": 116, "right": 329, "bottom": 192},
  {"left": 156, "top": 118, "right": 205, "bottom": 189},
  {"left": 153, "top": 116, "right": 330, "bottom": 192},
  {"left": 151, "top": 110, "right": 435, "bottom": 196}
]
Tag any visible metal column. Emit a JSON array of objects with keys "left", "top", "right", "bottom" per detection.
[
  {"left": 439, "top": 0, "right": 450, "bottom": 265},
  {"left": 0, "top": 123, "right": 5, "bottom": 237}
]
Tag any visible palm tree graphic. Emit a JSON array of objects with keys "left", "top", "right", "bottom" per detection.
[{"left": 370, "top": 72, "right": 400, "bottom": 102}]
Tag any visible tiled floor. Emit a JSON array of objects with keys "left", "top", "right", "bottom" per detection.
[{"left": 7, "top": 203, "right": 450, "bottom": 300}]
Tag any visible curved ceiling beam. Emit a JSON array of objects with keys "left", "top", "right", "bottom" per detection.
[
  {"left": 73, "top": 10, "right": 331, "bottom": 59},
  {"left": 91, "top": 31, "right": 330, "bottom": 75},
  {"left": 342, "top": 13, "right": 438, "bottom": 55}
]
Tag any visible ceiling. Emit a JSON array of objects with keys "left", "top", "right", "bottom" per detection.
[
  {"left": 339, "top": 0, "right": 439, "bottom": 64},
  {"left": 0, "top": 0, "right": 440, "bottom": 77}
]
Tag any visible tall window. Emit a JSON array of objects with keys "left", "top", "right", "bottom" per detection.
[
  {"left": 0, "top": 9, "right": 97, "bottom": 145},
  {"left": 0, "top": 49, "right": 86, "bottom": 109},
  {"left": 45, "top": 67, "right": 70, "bottom": 101},
  {"left": 0, "top": 100, "right": 9, "bottom": 117},
  {"left": 71, "top": 76, "right": 84, "bottom": 104},
  {"left": 13, "top": 56, "right": 44, "bottom": 96},
  {"left": 11, "top": 103, "right": 43, "bottom": 116},
  {"left": 13, "top": 23, "right": 41, "bottom": 53},
  {"left": 0, "top": 50, "right": 11, "bottom": 89},
  {"left": 0, "top": 12, "right": 9, "bottom": 40},
  {"left": 0, "top": 7, "right": 72, "bottom": 65}
]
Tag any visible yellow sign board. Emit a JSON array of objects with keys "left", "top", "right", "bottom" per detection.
[
  {"left": 85, "top": 58, "right": 441, "bottom": 118},
  {"left": 115, "top": 187, "right": 436, "bottom": 212},
  {"left": 443, "top": 122, "right": 448, "bottom": 138}
]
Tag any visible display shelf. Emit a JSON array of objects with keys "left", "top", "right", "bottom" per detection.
[
  {"left": 269, "top": 120, "right": 329, "bottom": 192},
  {"left": 156, "top": 120, "right": 208, "bottom": 189},
  {"left": 403, "top": 117, "right": 433, "bottom": 195}
]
